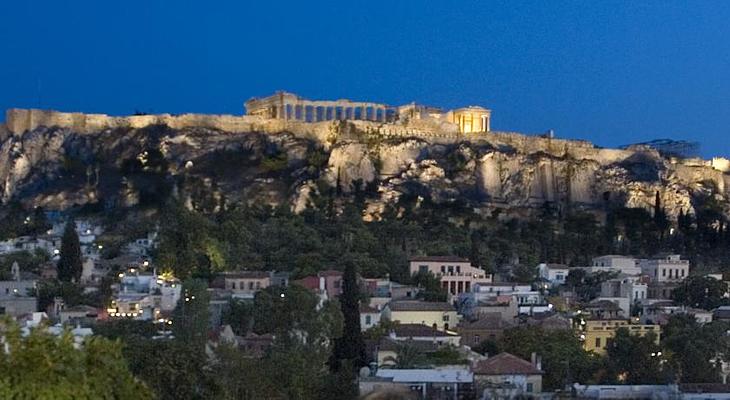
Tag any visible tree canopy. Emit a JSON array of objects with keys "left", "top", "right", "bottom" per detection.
[{"left": 0, "top": 321, "right": 152, "bottom": 399}]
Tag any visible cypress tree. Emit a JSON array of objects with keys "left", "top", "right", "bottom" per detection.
[
  {"left": 329, "top": 256, "right": 366, "bottom": 373},
  {"left": 57, "top": 221, "right": 82, "bottom": 282}
]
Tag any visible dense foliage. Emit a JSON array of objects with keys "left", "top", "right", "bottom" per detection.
[
  {"left": 148, "top": 184, "right": 730, "bottom": 285},
  {"left": 0, "top": 320, "right": 152, "bottom": 399}
]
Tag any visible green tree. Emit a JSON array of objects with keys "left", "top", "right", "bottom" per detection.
[
  {"left": 499, "top": 326, "right": 600, "bottom": 390},
  {"left": 383, "top": 341, "right": 428, "bottom": 369},
  {"left": 221, "top": 298, "right": 254, "bottom": 336},
  {"left": 125, "top": 338, "right": 212, "bottom": 400},
  {"left": 252, "top": 285, "right": 342, "bottom": 345},
  {"left": 662, "top": 314, "right": 726, "bottom": 383},
  {"left": 0, "top": 320, "right": 152, "bottom": 399},
  {"left": 605, "top": 329, "right": 669, "bottom": 384},
  {"left": 410, "top": 271, "right": 447, "bottom": 302},
  {"left": 672, "top": 275, "right": 728, "bottom": 310},
  {"left": 330, "top": 255, "right": 367, "bottom": 372},
  {"left": 473, "top": 338, "right": 501, "bottom": 356},
  {"left": 172, "top": 279, "right": 211, "bottom": 346},
  {"left": 57, "top": 221, "right": 82, "bottom": 283},
  {"left": 206, "top": 343, "right": 278, "bottom": 399}
]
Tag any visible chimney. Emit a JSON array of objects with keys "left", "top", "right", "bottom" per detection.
[
  {"left": 531, "top": 352, "right": 542, "bottom": 371},
  {"left": 319, "top": 276, "right": 326, "bottom": 292},
  {"left": 11, "top": 261, "right": 20, "bottom": 281}
]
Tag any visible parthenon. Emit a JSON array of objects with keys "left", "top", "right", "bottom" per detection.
[{"left": 244, "top": 91, "right": 491, "bottom": 134}]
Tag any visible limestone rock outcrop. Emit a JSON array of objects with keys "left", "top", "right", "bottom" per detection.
[{"left": 0, "top": 119, "right": 726, "bottom": 222}]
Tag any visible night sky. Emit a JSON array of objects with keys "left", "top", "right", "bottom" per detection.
[{"left": 1, "top": 1, "right": 729, "bottom": 156}]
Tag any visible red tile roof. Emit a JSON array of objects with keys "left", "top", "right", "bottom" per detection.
[
  {"left": 388, "top": 301, "right": 455, "bottom": 312},
  {"left": 360, "top": 304, "right": 381, "bottom": 314},
  {"left": 222, "top": 271, "right": 271, "bottom": 279},
  {"left": 391, "top": 324, "right": 456, "bottom": 338},
  {"left": 409, "top": 256, "right": 471, "bottom": 263},
  {"left": 472, "top": 352, "right": 543, "bottom": 376}
]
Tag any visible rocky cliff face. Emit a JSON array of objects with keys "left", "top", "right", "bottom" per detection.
[{"left": 0, "top": 121, "right": 727, "bottom": 221}]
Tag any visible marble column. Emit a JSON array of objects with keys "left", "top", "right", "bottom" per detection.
[{"left": 361, "top": 106, "right": 367, "bottom": 121}]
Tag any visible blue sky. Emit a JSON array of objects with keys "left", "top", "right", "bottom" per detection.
[{"left": 1, "top": 1, "right": 730, "bottom": 156}]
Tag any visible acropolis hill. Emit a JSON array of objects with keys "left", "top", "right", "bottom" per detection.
[{"left": 0, "top": 91, "right": 729, "bottom": 219}]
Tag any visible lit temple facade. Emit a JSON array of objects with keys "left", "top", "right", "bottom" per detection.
[{"left": 244, "top": 91, "right": 491, "bottom": 134}]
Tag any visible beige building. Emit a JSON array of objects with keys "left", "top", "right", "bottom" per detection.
[
  {"left": 578, "top": 318, "right": 660, "bottom": 354},
  {"left": 222, "top": 271, "right": 271, "bottom": 298},
  {"left": 409, "top": 256, "right": 492, "bottom": 296},
  {"left": 383, "top": 300, "right": 460, "bottom": 331},
  {"left": 639, "top": 254, "right": 689, "bottom": 283},
  {"left": 587, "top": 255, "right": 641, "bottom": 276}
]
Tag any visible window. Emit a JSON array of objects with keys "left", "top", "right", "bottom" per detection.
[
  {"left": 456, "top": 266, "right": 461, "bottom": 274},
  {"left": 441, "top": 266, "right": 446, "bottom": 273},
  {"left": 443, "top": 315, "right": 450, "bottom": 322},
  {"left": 595, "top": 337, "right": 601, "bottom": 348},
  {"left": 419, "top": 265, "right": 428, "bottom": 274},
  {"left": 447, "top": 266, "right": 454, "bottom": 274},
  {"left": 526, "top": 383, "right": 534, "bottom": 393},
  {"left": 662, "top": 269, "right": 666, "bottom": 277},
  {"left": 248, "top": 282, "right": 254, "bottom": 290},
  {"left": 474, "top": 335, "right": 480, "bottom": 344},
  {"left": 365, "top": 315, "right": 372, "bottom": 325}
]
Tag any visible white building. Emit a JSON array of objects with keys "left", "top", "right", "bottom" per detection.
[
  {"left": 124, "top": 232, "right": 159, "bottom": 257},
  {"left": 587, "top": 255, "right": 641, "bottom": 276},
  {"left": 360, "top": 367, "right": 473, "bottom": 399},
  {"left": 537, "top": 263, "right": 570, "bottom": 287},
  {"left": 108, "top": 270, "right": 181, "bottom": 321},
  {"left": 601, "top": 278, "right": 647, "bottom": 303},
  {"left": 360, "top": 304, "right": 382, "bottom": 331},
  {"left": 459, "top": 283, "right": 550, "bottom": 319},
  {"left": 639, "top": 254, "right": 689, "bottom": 283}
]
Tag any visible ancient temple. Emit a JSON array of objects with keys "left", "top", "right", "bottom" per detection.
[
  {"left": 244, "top": 92, "right": 392, "bottom": 123},
  {"left": 244, "top": 91, "right": 491, "bottom": 134}
]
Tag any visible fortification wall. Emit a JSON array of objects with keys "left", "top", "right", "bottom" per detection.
[
  {"left": 6, "top": 108, "right": 726, "bottom": 174},
  {"left": 4, "top": 108, "right": 279, "bottom": 134}
]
